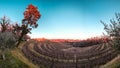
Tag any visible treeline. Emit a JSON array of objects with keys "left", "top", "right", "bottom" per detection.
[{"left": 67, "top": 37, "right": 109, "bottom": 47}]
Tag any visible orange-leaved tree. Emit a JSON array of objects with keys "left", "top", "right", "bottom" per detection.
[{"left": 13, "top": 4, "right": 41, "bottom": 47}]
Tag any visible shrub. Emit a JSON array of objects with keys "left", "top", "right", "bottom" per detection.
[{"left": 0, "top": 31, "right": 17, "bottom": 60}]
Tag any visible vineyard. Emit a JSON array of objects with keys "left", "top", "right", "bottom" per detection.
[
  {"left": 22, "top": 39, "right": 118, "bottom": 68},
  {"left": 0, "top": 1, "right": 120, "bottom": 68}
]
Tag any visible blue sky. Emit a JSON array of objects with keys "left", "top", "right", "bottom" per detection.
[{"left": 0, "top": 0, "right": 120, "bottom": 39}]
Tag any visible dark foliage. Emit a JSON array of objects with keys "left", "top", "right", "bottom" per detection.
[
  {"left": 69, "top": 37, "right": 109, "bottom": 47},
  {"left": 101, "top": 13, "right": 120, "bottom": 51}
]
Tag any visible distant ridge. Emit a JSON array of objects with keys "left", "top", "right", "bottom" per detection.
[
  {"left": 33, "top": 38, "right": 81, "bottom": 42},
  {"left": 33, "top": 36, "right": 108, "bottom": 43}
]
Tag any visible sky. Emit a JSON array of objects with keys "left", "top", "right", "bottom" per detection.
[{"left": 0, "top": 0, "right": 120, "bottom": 39}]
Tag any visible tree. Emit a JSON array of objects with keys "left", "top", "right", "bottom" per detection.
[
  {"left": 0, "top": 16, "right": 18, "bottom": 60},
  {"left": 13, "top": 4, "right": 41, "bottom": 46},
  {"left": 0, "top": 16, "right": 11, "bottom": 32},
  {"left": 101, "top": 13, "right": 120, "bottom": 51}
]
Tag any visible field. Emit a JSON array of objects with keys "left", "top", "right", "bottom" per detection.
[{"left": 21, "top": 39, "right": 119, "bottom": 68}]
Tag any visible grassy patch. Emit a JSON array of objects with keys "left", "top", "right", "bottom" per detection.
[
  {"left": 100, "top": 54, "right": 120, "bottom": 68},
  {"left": 113, "top": 62, "right": 120, "bottom": 68},
  {"left": 11, "top": 48, "right": 39, "bottom": 68},
  {"left": 0, "top": 51, "right": 29, "bottom": 68},
  {"left": 0, "top": 41, "right": 39, "bottom": 68}
]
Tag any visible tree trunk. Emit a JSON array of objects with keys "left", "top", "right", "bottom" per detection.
[
  {"left": 16, "top": 34, "right": 24, "bottom": 47},
  {"left": 16, "top": 23, "right": 28, "bottom": 47},
  {"left": 2, "top": 53, "right": 5, "bottom": 60}
]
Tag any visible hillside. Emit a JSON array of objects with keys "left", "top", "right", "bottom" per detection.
[{"left": 21, "top": 39, "right": 119, "bottom": 68}]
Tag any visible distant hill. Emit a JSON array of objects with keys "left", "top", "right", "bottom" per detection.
[{"left": 33, "top": 38, "right": 81, "bottom": 42}]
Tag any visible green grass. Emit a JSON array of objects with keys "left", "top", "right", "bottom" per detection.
[
  {"left": 0, "top": 50, "right": 29, "bottom": 68},
  {"left": 100, "top": 54, "right": 120, "bottom": 68},
  {"left": 113, "top": 62, "right": 120, "bottom": 68},
  {"left": 11, "top": 41, "right": 39, "bottom": 68},
  {"left": 11, "top": 48, "right": 39, "bottom": 68}
]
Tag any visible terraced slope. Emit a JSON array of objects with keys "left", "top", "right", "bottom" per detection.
[{"left": 22, "top": 40, "right": 118, "bottom": 68}]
